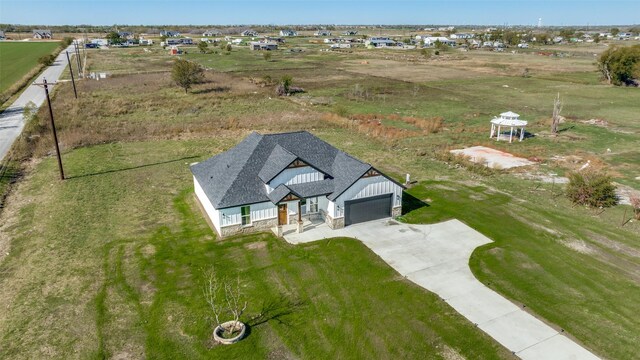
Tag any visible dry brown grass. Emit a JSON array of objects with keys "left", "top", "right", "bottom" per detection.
[
  {"left": 17, "top": 71, "right": 332, "bottom": 157},
  {"left": 322, "top": 112, "right": 443, "bottom": 142}
]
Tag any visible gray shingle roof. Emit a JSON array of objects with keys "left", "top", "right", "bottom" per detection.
[{"left": 191, "top": 131, "right": 399, "bottom": 209}]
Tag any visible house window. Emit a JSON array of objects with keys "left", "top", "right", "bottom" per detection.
[
  {"left": 309, "top": 197, "right": 318, "bottom": 213},
  {"left": 241, "top": 206, "right": 251, "bottom": 226},
  {"left": 300, "top": 199, "right": 307, "bottom": 215}
]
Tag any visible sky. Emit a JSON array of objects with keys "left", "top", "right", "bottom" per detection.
[{"left": 1, "top": 0, "right": 638, "bottom": 26}]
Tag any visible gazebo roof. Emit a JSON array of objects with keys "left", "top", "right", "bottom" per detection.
[
  {"left": 491, "top": 117, "right": 527, "bottom": 126},
  {"left": 500, "top": 111, "right": 520, "bottom": 118}
]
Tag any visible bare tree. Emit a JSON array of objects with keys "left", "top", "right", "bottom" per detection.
[
  {"left": 203, "top": 268, "right": 248, "bottom": 337},
  {"left": 551, "top": 93, "right": 563, "bottom": 135}
]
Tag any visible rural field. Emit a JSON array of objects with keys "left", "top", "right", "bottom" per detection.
[
  {"left": 0, "top": 36, "right": 639, "bottom": 359},
  {"left": 0, "top": 41, "right": 60, "bottom": 94}
]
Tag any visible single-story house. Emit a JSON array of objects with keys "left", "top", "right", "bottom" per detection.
[
  {"left": 342, "top": 30, "right": 358, "bottom": 36},
  {"left": 33, "top": 29, "right": 53, "bottom": 39},
  {"left": 139, "top": 38, "right": 153, "bottom": 45},
  {"left": 249, "top": 41, "right": 278, "bottom": 50},
  {"left": 118, "top": 31, "right": 133, "bottom": 39},
  {"left": 451, "top": 33, "right": 474, "bottom": 39},
  {"left": 191, "top": 131, "right": 404, "bottom": 237},
  {"left": 160, "top": 30, "right": 181, "bottom": 37},
  {"left": 91, "top": 38, "right": 108, "bottom": 46},
  {"left": 365, "top": 37, "right": 400, "bottom": 47},
  {"left": 164, "top": 37, "right": 193, "bottom": 46},
  {"left": 279, "top": 29, "right": 297, "bottom": 37},
  {"left": 203, "top": 29, "right": 221, "bottom": 37},
  {"left": 423, "top": 37, "right": 456, "bottom": 47},
  {"left": 241, "top": 29, "right": 258, "bottom": 37},
  {"left": 314, "top": 30, "right": 331, "bottom": 36}
]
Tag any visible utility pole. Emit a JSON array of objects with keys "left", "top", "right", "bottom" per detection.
[
  {"left": 73, "top": 41, "right": 82, "bottom": 77},
  {"left": 33, "top": 78, "right": 65, "bottom": 180},
  {"left": 65, "top": 51, "right": 78, "bottom": 99}
]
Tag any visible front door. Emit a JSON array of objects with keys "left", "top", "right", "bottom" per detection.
[{"left": 278, "top": 204, "right": 288, "bottom": 225}]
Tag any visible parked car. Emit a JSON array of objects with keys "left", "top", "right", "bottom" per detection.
[{"left": 517, "top": 43, "right": 529, "bottom": 48}]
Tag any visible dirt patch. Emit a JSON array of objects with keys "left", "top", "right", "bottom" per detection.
[
  {"left": 450, "top": 146, "right": 536, "bottom": 169},
  {"left": 440, "top": 345, "right": 465, "bottom": 360},
  {"left": 562, "top": 239, "right": 596, "bottom": 255},
  {"left": 245, "top": 241, "right": 267, "bottom": 250}
]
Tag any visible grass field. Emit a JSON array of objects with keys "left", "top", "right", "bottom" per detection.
[
  {"left": 1, "top": 37, "right": 639, "bottom": 358},
  {"left": 0, "top": 42, "right": 60, "bottom": 94}
]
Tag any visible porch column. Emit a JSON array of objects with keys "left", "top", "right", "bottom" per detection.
[
  {"left": 497, "top": 126, "right": 501, "bottom": 141},
  {"left": 509, "top": 126, "right": 514, "bottom": 143},
  {"left": 490, "top": 123, "right": 494, "bottom": 138},
  {"left": 297, "top": 200, "right": 303, "bottom": 233},
  {"left": 520, "top": 127, "right": 525, "bottom": 141}
]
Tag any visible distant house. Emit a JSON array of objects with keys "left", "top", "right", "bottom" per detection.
[
  {"left": 164, "top": 37, "right": 193, "bottom": 46},
  {"left": 365, "top": 37, "right": 399, "bottom": 47},
  {"left": 160, "top": 30, "right": 181, "bottom": 37},
  {"left": 191, "top": 131, "right": 404, "bottom": 237},
  {"left": 342, "top": 30, "right": 358, "bottom": 36},
  {"left": 451, "top": 33, "right": 474, "bottom": 39},
  {"left": 0, "top": 31, "right": 5, "bottom": 40},
  {"left": 241, "top": 29, "right": 258, "bottom": 37},
  {"left": 84, "top": 43, "right": 98, "bottom": 48},
  {"left": 249, "top": 41, "right": 278, "bottom": 51},
  {"left": 139, "top": 38, "right": 153, "bottom": 45},
  {"left": 118, "top": 31, "right": 133, "bottom": 39},
  {"left": 423, "top": 37, "right": 456, "bottom": 47},
  {"left": 203, "top": 29, "right": 221, "bottom": 37},
  {"left": 33, "top": 29, "right": 53, "bottom": 39},
  {"left": 279, "top": 29, "right": 297, "bottom": 37},
  {"left": 314, "top": 30, "right": 331, "bottom": 36},
  {"left": 618, "top": 32, "right": 633, "bottom": 39},
  {"left": 91, "top": 38, "right": 108, "bottom": 46}
]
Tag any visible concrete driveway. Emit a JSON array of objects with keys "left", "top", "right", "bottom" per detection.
[
  {"left": 0, "top": 45, "right": 76, "bottom": 162},
  {"left": 284, "top": 219, "right": 600, "bottom": 360}
]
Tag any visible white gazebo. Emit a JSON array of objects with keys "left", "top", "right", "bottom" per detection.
[{"left": 490, "top": 111, "right": 528, "bottom": 143}]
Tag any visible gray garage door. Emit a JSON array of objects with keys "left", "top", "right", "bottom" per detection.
[{"left": 345, "top": 193, "right": 392, "bottom": 226}]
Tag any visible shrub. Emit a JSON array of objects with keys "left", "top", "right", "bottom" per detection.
[
  {"left": 566, "top": 170, "right": 617, "bottom": 208},
  {"left": 38, "top": 54, "right": 56, "bottom": 66},
  {"left": 263, "top": 52, "right": 272, "bottom": 61},
  {"left": 631, "top": 195, "right": 640, "bottom": 220}
]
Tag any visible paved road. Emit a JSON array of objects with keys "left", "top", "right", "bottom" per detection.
[
  {"left": 0, "top": 45, "right": 75, "bottom": 162},
  {"left": 284, "top": 218, "right": 600, "bottom": 360}
]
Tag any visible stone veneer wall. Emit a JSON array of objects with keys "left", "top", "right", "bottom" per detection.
[
  {"left": 320, "top": 209, "right": 345, "bottom": 229},
  {"left": 392, "top": 206, "right": 402, "bottom": 218},
  {"left": 219, "top": 218, "right": 278, "bottom": 237}
]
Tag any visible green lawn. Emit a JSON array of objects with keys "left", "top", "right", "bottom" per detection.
[
  {"left": 0, "top": 141, "right": 511, "bottom": 359},
  {"left": 401, "top": 180, "right": 640, "bottom": 359},
  {"left": 0, "top": 42, "right": 60, "bottom": 93}
]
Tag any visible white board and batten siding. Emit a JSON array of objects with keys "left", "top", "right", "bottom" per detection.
[
  {"left": 269, "top": 167, "right": 324, "bottom": 188},
  {"left": 194, "top": 177, "right": 222, "bottom": 233},
  {"left": 220, "top": 201, "right": 277, "bottom": 227},
  {"left": 331, "top": 175, "right": 402, "bottom": 218}
]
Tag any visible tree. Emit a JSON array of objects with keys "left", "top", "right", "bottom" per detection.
[
  {"left": 106, "top": 31, "right": 123, "bottom": 45},
  {"left": 566, "top": 170, "right": 617, "bottom": 208},
  {"left": 598, "top": 45, "right": 640, "bottom": 85},
  {"left": 610, "top": 27, "right": 620, "bottom": 36},
  {"left": 225, "top": 43, "right": 232, "bottom": 52},
  {"left": 197, "top": 40, "right": 208, "bottom": 53},
  {"left": 203, "top": 268, "right": 248, "bottom": 339},
  {"left": 551, "top": 93, "right": 563, "bottom": 134},
  {"left": 171, "top": 58, "right": 204, "bottom": 93}
]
